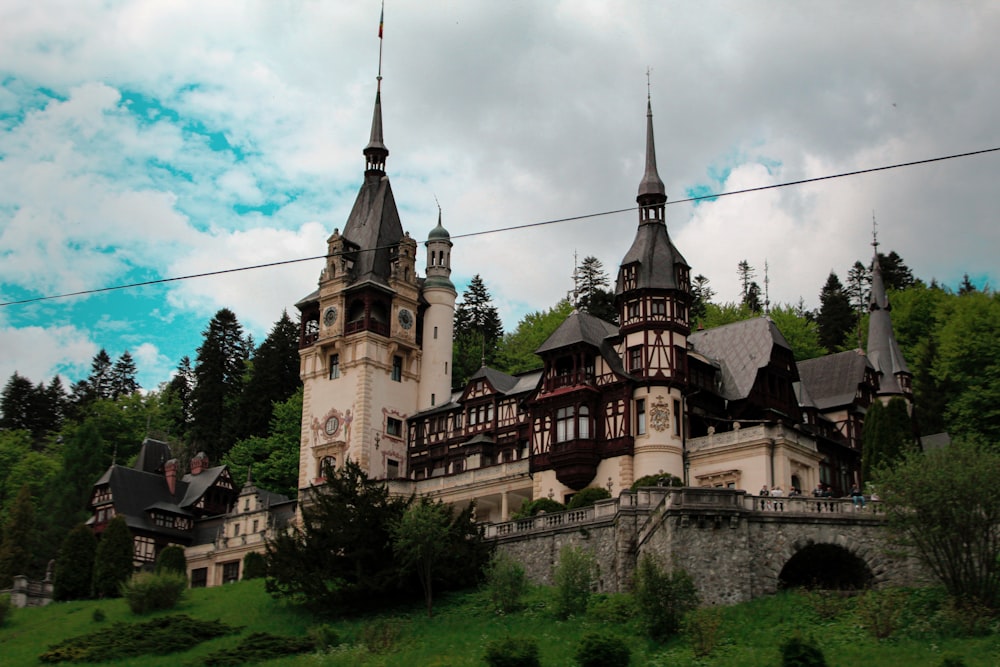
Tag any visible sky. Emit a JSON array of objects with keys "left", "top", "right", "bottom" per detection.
[{"left": 1, "top": 1, "right": 998, "bottom": 392}]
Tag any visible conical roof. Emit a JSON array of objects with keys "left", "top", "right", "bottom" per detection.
[{"left": 866, "top": 252, "right": 910, "bottom": 395}]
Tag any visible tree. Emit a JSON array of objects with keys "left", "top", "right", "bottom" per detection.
[
  {"left": 575, "top": 256, "right": 617, "bottom": 324},
  {"left": 54, "top": 523, "right": 97, "bottom": 601},
  {"left": 877, "top": 251, "right": 915, "bottom": 291},
  {"left": 690, "top": 274, "right": 715, "bottom": 323},
  {"left": 553, "top": 545, "right": 596, "bottom": 619},
  {"left": 87, "top": 349, "right": 114, "bottom": 402},
  {"left": 155, "top": 545, "right": 187, "bottom": 575},
  {"left": 160, "top": 356, "right": 195, "bottom": 441},
  {"left": 235, "top": 311, "right": 301, "bottom": 441},
  {"left": 743, "top": 281, "right": 762, "bottom": 314},
  {"left": 494, "top": 300, "right": 574, "bottom": 374},
  {"left": 110, "top": 351, "right": 140, "bottom": 399},
  {"left": 737, "top": 260, "right": 756, "bottom": 303},
  {"left": 768, "top": 304, "right": 825, "bottom": 361},
  {"left": 223, "top": 388, "right": 303, "bottom": 498},
  {"left": 0, "top": 484, "right": 36, "bottom": 586},
  {"left": 392, "top": 497, "right": 452, "bottom": 617},
  {"left": 190, "top": 308, "right": 250, "bottom": 461},
  {"left": 265, "top": 460, "right": 412, "bottom": 614},
  {"left": 0, "top": 372, "right": 35, "bottom": 433},
  {"left": 633, "top": 554, "right": 698, "bottom": 641},
  {"left": 452, "top": 275, "right": 504, "bottom": 389},
  {"left": 861, "top": 398, "right": 914, "bottom": 482},
  {"left": 92, "top": 515, "right": 133, "bottom": 598},
  {"left": 816, "top": 272, "right": 855, "bottom": 353},
  {"left": 878, "top": 439, "right": 1000, "bottom": 609},
  {"left": 845, "top": 260, "right": 870, "bottom": 348},
  {"left": 958, "top": 273, "right": 977, "bottom": 295}
]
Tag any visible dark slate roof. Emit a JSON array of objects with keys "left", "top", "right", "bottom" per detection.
[
  {"left": 341, "top": 174, "right": 404, "bottom": 288},
  {"left": 134, "top": 438, "right": 172, "bottom": 474},
  {"left": 470, "top": 365, "right": 519, "bottom": 394},
  {"left": 688, "top": 318, "right": 792, "bottom": 401},
  {"left": 796, "top": 350, "right": 873, "bottom": 411},
  {"left": 535, "top": 310, "right": 618, "bottom": 355},
  {"left": 178, "top": 466, "right": 229, "bottom": 509},
  {"left": 615, "top": 222, "right": 689, "bottom": 294},
  {"left": 295, "top": 287, "right": 319, "bottom": 309},
  {"left": 95, "top": 465, "right": 190, "bottom": 539},
  {"left": 867, "top": 255, "right": 910, "bottom": 395}
]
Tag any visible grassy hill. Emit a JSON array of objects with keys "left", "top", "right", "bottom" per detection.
[{"left": 1, "top": 580, "right": 998, "bottom": 666}]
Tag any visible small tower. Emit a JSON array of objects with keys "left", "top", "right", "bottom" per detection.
[
  {"left": 866, "top": 227, "right": 912, "bottom": 402},
  {"left": 614, "top": 95, "right": 691, "bottom": 482},
  {"left": 419, "top": 209, "right": 457, "bottom": 410}
]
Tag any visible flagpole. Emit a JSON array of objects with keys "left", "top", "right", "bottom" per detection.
[{"left": 377, "top": 0, "right": 384, "bottom": 92}]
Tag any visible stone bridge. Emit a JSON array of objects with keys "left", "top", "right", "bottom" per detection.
[{"left": 487, "top": 487, "right": 930, "bottom": 605}]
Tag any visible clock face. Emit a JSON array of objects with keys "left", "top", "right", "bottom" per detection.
[
  {"left": 324, "top": 416, "right": 340, "bottom": 436},
  {"left": 398, "top": 308, "right": 413, "bottom": 330},
  {"left": 323, "top": 306, "right": 338, "bottom": 327}
]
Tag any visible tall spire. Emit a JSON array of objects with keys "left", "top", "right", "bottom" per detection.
[
  {"left": 364, "top": 2, "right": 388, "bottom": 173},
  {"left": 637, "top": 74, "right": 667, "bottom": 226},
  {"left": 866, "top": 214, "right": 911, "bottom": 397}
]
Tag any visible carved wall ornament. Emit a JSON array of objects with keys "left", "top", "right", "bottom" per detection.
[{"left": 649, "top": 395, "right": 670, "bottom": 432}]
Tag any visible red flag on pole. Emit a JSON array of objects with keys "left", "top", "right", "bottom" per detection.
[{"left": 378, "top": 3, "right": 384, "bottom": 39}]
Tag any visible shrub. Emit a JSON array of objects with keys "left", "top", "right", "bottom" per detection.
[
  {"left": 203, "top": 632, "right": 315, "bottom": 666},
  {"left": 779, "top": 633, "right": 827, "bottom": 667},
  {"left": 307, "top": 623, "right": 341, "bottom": 650},
  {"left": 54, "top": 524, "right": 97, "bottom": 601},
  {"left": 121, "top": 571, "right": 187, "bottom": 615},
  {"left": 633, "top": 554, "right": 698, "bottom": 641},
  {"left": 630, "top": 473, "right": 683, "bottom": 491},
  {"left": 512, "top": 497, "right": 565, "bottom": 519},
  {"left": 588, "top": 593, "right": 636, "bottom": 623},
  {"left": 938, "top": 657, "right": 966, "bottom": 667},
  {"left": 566, "top": 487, "right": 611, "bottom": 510},
  {"left": 359, "top": 618, "right": 405, "bottom": 653},
  {"left": 242, "top": 551, "right": 267, "bottom": 580},
  {"left": 0, "top": 593, "right": 10, "bottom": 627},
  {"left": 484, "top": 551, "right": 528, "bottom": 614},
  {"left": 855, "top": 588, "right": 906, "bottom": 639},
  {"left": 933, "top": 597, "right": 995, "bottom": 638},
  {"left": 553, "top": 545, "right": 597, "bottom": 619},
  {"left": 574, "top": 632, "right": 630, "bottom": 667},
  {"left": 92, "top": 515, "right": 133, "bottom": 599},
  {"left": 91, "top": 608, "right": 105, "bottom": 623},
  {"left": 483, "top": 637, "right": 540, "bottom": 667},
  {"left": 684, "top": 606, "right": 723, "bottom": 657},
  {"left": 154, "top": 545, "right": 187, "bottom": 575}
]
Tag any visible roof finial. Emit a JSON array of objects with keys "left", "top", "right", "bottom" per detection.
[
  {"left": 646, "top": 66, "right": 652, "bottom": 101},
  {"left": 764, "top": 259, "right": 771, "bottom": 316},
  {"left": 637, "top": 71, "right": 666, "bottom": 212},
  {"left": 364, "top": 2, "right": 388, "bottom": 172},
  {"left": 871, "top": 210, "right": 879, "bottom": 252}
]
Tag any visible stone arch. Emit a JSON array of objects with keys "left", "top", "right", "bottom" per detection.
[{"left": 778, "top": 541, "right": 874, "bottom": 590}]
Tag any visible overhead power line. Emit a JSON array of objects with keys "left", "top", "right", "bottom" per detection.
[{"left": 2, "top": 145, "right": 998, "bottom": 308}]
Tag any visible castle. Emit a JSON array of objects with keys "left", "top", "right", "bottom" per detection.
[{"left": 292, "top": 75, "right": 912, "bottom": 523}]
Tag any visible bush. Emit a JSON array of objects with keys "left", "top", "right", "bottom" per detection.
[
  {"left": 633, "top": 554, "right": 698, "bottom": 641},
  {"left": 566, "top": 487, "right": 611, "bottom": 510},
  {"left": 359, "top": 618, "right": 405, "bottom": 653},
  {"left": 684, "top": 606, "right": 723, "bottom": 657},
  {"left": 0, "top": 593, "right": 10, "bottom": 627},
  {"left": 574, "top": 632, "right": 630, "bottom": 667},
  {"left": 855, "top": 588, "right": 906, "bottom": 639},
  {"left": 121, "top": 571, "right": 187, "bottom": 615},
  {"left": 483, "top": 637, "right": 540, "bottom": 667},
  {"left": 203, "top": 632, "right": 315, "bottom": 666},
  {"left": 780, "top": 633, "right": 827, "bottom": 667},
  {"left": 484, "top": 551, "right": 528, "bottom": 614},
  {"left": 938, "top": 657, "right": 966, "bottom": 667},
  {"left": 91, "top": 608, "right": 105, "bottom": 623},
  {"left": 512, "top": 497, "right": 565, "bottom": 519},
  {"left": 553, "top": 545, "right": 597, "bottom": 619},
  {"left": 588, "top": 593, "right": 636, "bottom": 623},
  {"left": 154, "top": 545, "right": 187, "bottom": 575},
  {"left": 630, "top": 473, "right": 683, "bottom": 491},
  {"left": 54, "top": 524, "right": 97, "bottom": 601},
  {"left": 307, "top": 623, "right": 341, "bottom": 650},
  {"left": 92, "top": 515, "right": 133, "bottom": 599},
  {"left": 242, "top": 551, "right": 267, "bottom": 580}
]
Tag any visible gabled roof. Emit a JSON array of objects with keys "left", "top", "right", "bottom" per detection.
[
  {"left": 469, "top": 365, "right": 519, "bottom": 395},
  {"left": 178, "top": 466, "right": 230, "bottom": 509},
  {"left": 535, "top": 310, "right": 617, "bottom": 355},
  {"left": 796, "top": 350, "right": 874, "bottom": 411},
  {"left": 92, "top": 465, "right": 190, "bottom": 539},
  {"left": 688, "top": 318, "right": 793, "bottom": 401}
]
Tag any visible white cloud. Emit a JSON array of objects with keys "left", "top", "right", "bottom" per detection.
[{"left": 0, "top": 324, "right": 98, "bottom": 384}]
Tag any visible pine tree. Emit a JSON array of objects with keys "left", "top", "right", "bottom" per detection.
[
  {"left": 452, "top": 276, "right": 503, "bottom": 389},
  {"left": 878, "top": 251, "right": 915, "bottom": 291},
  {"left": 87, "top": 349, "right": 114, "bottom": 402},
  {"left": 816, "top": 272, "right": 855, "bottom": 353},
  {"left": 744, "top": 281, "right": 762, "bottom": 314},
  {"left": 0, "top": 372, "right": 35, "bottom": 433},
  {"left": 190, "top": 309, "right": 250, "bottom": 462},
  {"left": 0, "top": 484, "right": 36, "bottom": 586},
  {"left": 110, "top": 351, "right": 140, "bottom": 399},
  {"left": 690, "top": 274, "right": 715, "bottom": 323},
  {"left": 737, "top": 260, "right": 756, "bottom": 303},
  {"left": 54, "top": 524, "right": 97, "bottom": 601},
  {"left": 92, "top": 515, "right": 133, "bottom": 598},
  {"left": 161, "top": 356, "right": 195, "bottom": 440},
  {"left": 236, "top": 311, "right": 301, "bottom": 441}
]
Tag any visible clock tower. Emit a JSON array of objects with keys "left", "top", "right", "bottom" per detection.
[{"left": 295, "top": 73, "right": 438, "bottom": 489}]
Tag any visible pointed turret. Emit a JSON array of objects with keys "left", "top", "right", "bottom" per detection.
[
  {"left": 364, "top": 86, "right": 388, "bottom": 173},
  {"left": 638, "top": 99, "right": 667, "bottom": 205},
  {"left": 866, "top": 235, "right": 911, "bottom": 399}
]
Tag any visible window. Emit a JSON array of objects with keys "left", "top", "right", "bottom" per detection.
[
  {"left": 320, "top": 456, "right": 336, "bottom": 477},
  {"left": 234, "top": 523, "right": 241, "bottom": 537},
  {"left": 577, "top": 405, "right": 590, "bottom": 439},
  {"left": 651, "top": 299, "right": 666, "bottom": 316},
  {"left": 556, "top": 407, "right": 572, "bottom": 443},
  {"left": 391, "top": 355, "right": 402, "bottom": 381},
  {"left": 673, "top": 399, "right": 681, "bottom": 436},
  {"left": 191, "top": 568, "right": 208, "bottom": 588},
  {"left": 244, "top": 498, "right": 250, "bottom": 511},
  {"left": 431, "top": 393, "right": 435, "bottom": 406},
  {"left": 451, "top": 460, "right": 464, "bottom": 474},
  {"left": 222, "top": 561, "right": 240, "bottom": 584},
  {"left": 329, "top": 354, "right": 340, "bottom": 379},
  {"left": 637, "top": 399, "right": 646, "bottom": 435},
  {"left": 252, "top": 519, "right": 259, "bottom": 533},
  {"left": 434, "top": 326, "right": 438, "bottom": 339},
  {"left": 387, "top": 459, "right": 400, "bottom": 478},
  {"left": 628, "top": 301, "right": 640, "bottom": 319},
  {"left": 387, "top": 417, "right": 403, "bottom": 437},
  {"left": 629, "top": 346, "right": 643, "bottom": 373}
]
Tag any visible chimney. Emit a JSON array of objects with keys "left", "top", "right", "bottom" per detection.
[
  {"left": 190, "top": 451, "right": 209, "bottom": 475},
  {"left": 164, "top": 458, "right": 178, "bottom": 495}
]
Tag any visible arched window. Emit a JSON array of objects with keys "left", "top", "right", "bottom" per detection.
[{"left": 578, "top": 405, "right": 590, "bottom": 439}]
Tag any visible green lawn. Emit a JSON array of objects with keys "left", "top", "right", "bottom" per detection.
[{"left": 1, "top": 581, "right": 998, "bottom": 666}]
